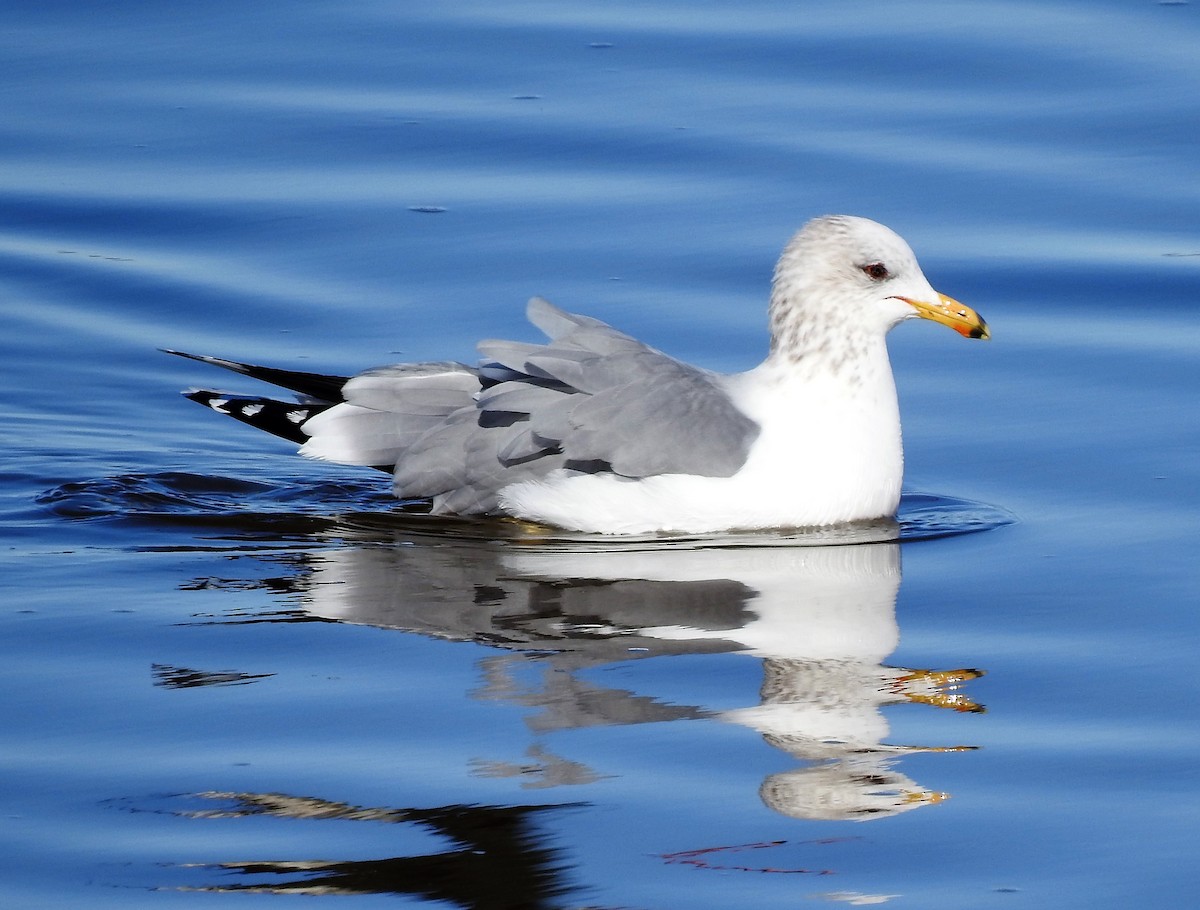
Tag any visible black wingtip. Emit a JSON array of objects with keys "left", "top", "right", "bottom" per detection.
[
  {"left": 164, "top": 349, "right": 352, "bottom": 402},
  {"left": 181, "top": 390, "right": 328, "bottom": 445},
  {"left": 163, "top": 349, "right": 227, "bottom": 368}
]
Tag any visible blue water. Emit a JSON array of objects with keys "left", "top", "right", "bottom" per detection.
[{"left": 3, "top": 1, "right": 1199, "bottom": 907}]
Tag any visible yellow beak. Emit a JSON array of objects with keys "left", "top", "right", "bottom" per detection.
[{"left": 898, "top": 293, "right": 990, "bottom": 340}]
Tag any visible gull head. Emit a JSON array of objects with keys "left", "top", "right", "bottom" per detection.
[{"left": 768, "top": 215, "right": 988, "bottom": 361}]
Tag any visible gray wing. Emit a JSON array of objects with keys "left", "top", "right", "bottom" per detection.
[
  {"left": 475, "top": 298, "right": 759, "bottom": 478},
  {"left": 298, "top": 362, "right": 482, "bottom": 468},
  {"left": 396, "top": 297, "right": 758, "bottom": 506},
  {"left": 307, "top": 298, "right": 759, "bottom": 515}
]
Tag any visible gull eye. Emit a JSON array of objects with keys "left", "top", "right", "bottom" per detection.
[{"left": 861, "top": 262, "right": 890, "bottom": 281}]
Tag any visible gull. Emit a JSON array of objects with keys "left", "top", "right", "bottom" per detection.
[{"left": 167, "top": 215, "right": 988, "bottom": 534}]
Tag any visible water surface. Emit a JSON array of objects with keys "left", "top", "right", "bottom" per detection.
[{"left": 2, "top": 2, "right": 1198, "bottom": 908}]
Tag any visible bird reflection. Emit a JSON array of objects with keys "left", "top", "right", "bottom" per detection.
[
  {"left": 200, "top": 522, "right": 982, "bottom": 821},
  {"left": 171, "top": 790, "right": 577, "bottom": 907},
  {"left": 470, "top": 540, "right": 980, "bottom": 820}
]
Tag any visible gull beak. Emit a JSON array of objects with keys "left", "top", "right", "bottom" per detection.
[{"left": 898, "top": 293, "right": 990, "bottom": 340}]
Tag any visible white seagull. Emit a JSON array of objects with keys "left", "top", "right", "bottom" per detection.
[{"left": 168, "top": 215, "right": 989, "bottom": 534}]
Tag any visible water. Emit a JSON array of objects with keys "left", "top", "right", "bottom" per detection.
[{"left": 2, "top": 1, "right": 1199, "bottom": 907}]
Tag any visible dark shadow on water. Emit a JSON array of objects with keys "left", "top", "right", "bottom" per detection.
[
  {"left": 148, "top": 792, "right": 581, "bottom": 907},
  {"left": 151, "top": 662, "right": 275, "bottom": 689}
]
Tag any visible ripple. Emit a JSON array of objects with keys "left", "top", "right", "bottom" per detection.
[
  {"left": 38, "top": 472, "right": 1012, "bottom": 548},
  {"left": 36, "top": 471, "right": 395, "bottom": 535},
  {"left": 335, "top": 491, "right": 1013, "bottom": 549},
  {"left": 897, "top": 492, "right": 1016, "bottom": 541}
]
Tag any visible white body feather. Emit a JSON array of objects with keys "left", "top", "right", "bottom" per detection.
[{"left": 497, "top": 342, "right": 903, "bottom": 533}]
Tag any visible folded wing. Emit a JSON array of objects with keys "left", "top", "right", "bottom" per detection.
[{"left": 175, "top": 298, "right": 760, "bottom": 516}]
